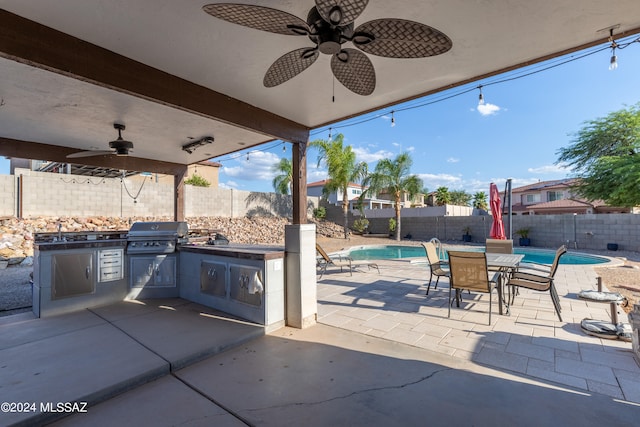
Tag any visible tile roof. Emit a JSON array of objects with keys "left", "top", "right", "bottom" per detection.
[{"left": 511, "top": 178, "right": 578, "bottom": 193}]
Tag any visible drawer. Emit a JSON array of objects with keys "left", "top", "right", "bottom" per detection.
[{"left": 99, "top": 266, "right": 123, "bottom": 282}]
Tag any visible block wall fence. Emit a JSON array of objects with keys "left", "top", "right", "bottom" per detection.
[
  {"left": 0, "top": 169, "right": 319, "bottom": 219},
  {"left": 321, "top": 203, "right": 640, "bottom": 252}
]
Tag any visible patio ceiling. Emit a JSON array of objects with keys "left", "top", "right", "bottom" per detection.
[{"left": 1, "top": 1, "right": 640, "bottom": 172}]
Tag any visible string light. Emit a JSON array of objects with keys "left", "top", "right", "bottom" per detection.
[
  {"left": 246, "top": 152, "right": 250, "bottom": 161},
  {"left": 390, "top": 111, "right": 396, "bottom": 127},
  {"left": 328, "top": 127, "right": 332, "bottom": 140},
  {"left": 609, "top": 29, "right": 618, "bottom": 71},
  {"left": 282, "top": 142, "right": 286, "bottom": 152},
  {"left": 478, "top": 85, "right": 485, "bottom": 105}
]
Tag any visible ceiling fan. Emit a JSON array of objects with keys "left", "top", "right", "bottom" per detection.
[
  {"left": 203, "top": 1, "right": 452, "bottom": 96},
  {"left": 67, "top": 123, "right": 133, "bottom": 158}
]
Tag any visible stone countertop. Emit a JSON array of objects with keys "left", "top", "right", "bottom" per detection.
[
  {"left": 179, "top": 243, "right": 285, "bottom": 261},
  {"left": 34, "top": 239, "right": 127, "bottom": 251}
]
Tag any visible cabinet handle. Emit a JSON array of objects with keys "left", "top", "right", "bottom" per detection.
[
  {"left": 208, "top": 268, "right": 217, "bottom": 280},
  {"left": 85, "top": 266, "right": 90, "bottom": 279}
]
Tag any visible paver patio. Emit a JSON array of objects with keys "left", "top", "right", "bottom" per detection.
[{"left": 317, "top": 257, "right": 640, "bottom": 403}]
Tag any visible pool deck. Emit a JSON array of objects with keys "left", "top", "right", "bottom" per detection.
[{"left": 317, "top": 256, "right": 640, "bottom": 404}]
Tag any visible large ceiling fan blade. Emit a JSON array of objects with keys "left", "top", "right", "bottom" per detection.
[
  {"left": 330, "top": 48, "right": 375, "bottom": 96},
  {"left": 67, "top": 150, "right": 115, "bottom": 159},
  {"left": 203, "top": 3, "right": 309, "bottom": 35},
  {"left": 353, "top": 19, "right": 452, "bottom": 58},
  {"left": 315, "top": 0, "right": 369, "bottom": 26},
  {"left": 264, "top": 48, "right": 319, "bottom": 87}
]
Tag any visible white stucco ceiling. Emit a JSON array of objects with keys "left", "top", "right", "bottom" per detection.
[{"left": 1, "top": 0, "right": 639, "bottom": 166}]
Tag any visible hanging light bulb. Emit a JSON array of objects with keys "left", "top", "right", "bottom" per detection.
[
  {"left": 478, "top": 85, "right": 485, "bottom": 105},
  {"left": 246, "top": 152, "right": 250, "bottom": 162},
  {"left": 391, "top": 111, "right": 396, "bottom": 127},
  {"left": 608, "top": 29, "right": 618, "bottom": 71},
  {"left": 328, "top": 127, "right": 332, "bottom": 140},
  {"left": 609, "top": 47, "right": 618, "bottom": 70}
]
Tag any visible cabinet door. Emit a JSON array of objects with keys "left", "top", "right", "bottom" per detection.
[
  {"left": 130, "top": 257, "right": 155, "bottom": 288},
  {"left": 52, "top": 252, "right": 94, "bottom": 300},
  {"left": 153, "top": 256, "right": 176, "bottom": 287},
  {"left": 229, "top": 265, "right": 262, "bottom": 307},
  {"left": 200, "top": 261, "right": 227, "bottom": 297}
]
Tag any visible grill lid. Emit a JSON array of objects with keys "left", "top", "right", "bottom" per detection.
[{"left": 127, "top": 221, "right": 188, "bottom": 239}]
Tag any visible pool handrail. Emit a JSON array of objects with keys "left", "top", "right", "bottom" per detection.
[{"left": 429, "top": 237, "right": 444, "bottom": 260}]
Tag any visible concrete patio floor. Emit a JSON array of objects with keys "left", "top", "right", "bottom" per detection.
[
  {"left": 1, "top": 259, "right": 639, "bottom": 426},
  {"left": 317, "top": 258, "right": 640, "bottom": 403}
]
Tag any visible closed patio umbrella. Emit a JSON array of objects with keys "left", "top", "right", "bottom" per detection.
[{"left": 489, "top": 182, "right": 506, "bottom": 239}]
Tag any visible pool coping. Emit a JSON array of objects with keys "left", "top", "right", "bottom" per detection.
[{"left": 334, "top": 243, "right": 623, "bottom": 267}]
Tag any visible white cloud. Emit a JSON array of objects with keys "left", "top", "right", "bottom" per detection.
[
  {"left": 221, "top": 151, "right": 280, "bottom": 181},
  {"left": 527, "top": 163, "right": 570, "bottom": 174},
  {"left": 447, "top": 157, "right": 460, "bottom": 163},
  {"left": 477, "top": 102, "right": 501, "bottom": 116},
  {"left": 418, "top": 173, "right": 462, "bottom": 190},
  {"left": 219, "top": 180, "right": 240, "bottom": 189},
  {"left": 392, "top": 142, "right": 401, "bottom": 147},
  {"left": 406, "top": 146, "right": 415, "bottom": 152},
  {"left": 352, "top": 146, "right": 394, "bottom": 163}
]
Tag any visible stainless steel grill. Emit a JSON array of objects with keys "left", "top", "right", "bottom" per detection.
[{"left": 126, "top": 221, "right": 188, "bottom": 254}]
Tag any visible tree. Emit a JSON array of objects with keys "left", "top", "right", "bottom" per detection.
[
  {"left": 361, "top": 152, "right": 423, "bottom": 241},
  {"left": 434, "top": 187, "right": 451, "bottom": 206},
  {"left": 449, "top": 190, "right": 472, "bottom": 206},
  {"left": 271, "top": 158, "right": 292, "bottom": 195},
  {"left": 309, "top": 134, "right": 368, "bottom": 239},
  {"left": 556, "top": 103, "right": 640, "bottom": 206},
  {"left": 473, "top": 191, "right": 488, "bottom": 210},
  {"left": 184, "top": 174, "right": 210, "bottom": 187}
]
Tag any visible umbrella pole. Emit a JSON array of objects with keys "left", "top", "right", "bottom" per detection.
[{"left": 506, "top": 179, "right": 513, "bottom": 240}]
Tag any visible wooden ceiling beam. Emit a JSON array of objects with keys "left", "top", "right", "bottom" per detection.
[{"left": 0, "top": 137, "right": 188, "bottom": 176}]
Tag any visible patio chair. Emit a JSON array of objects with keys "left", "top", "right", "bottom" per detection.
[
  {"left": 421, "top": 242, "right": 450, "bottom": 295},
  {"left": 505, "top": 245, "right": 566, "bottom": 321},
  {"left": 316, "top": 243, "right": 379, "bottom": 279},
  {"left": 485, "top": 239, "right": 513, "bottom": 254},
  {"left": 447, "top": 251, "right": 500, "bottom": 325}
]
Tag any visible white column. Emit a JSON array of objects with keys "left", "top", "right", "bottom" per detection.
[{"left": 285, "top": 224, "right": 317, "bottom": 328}]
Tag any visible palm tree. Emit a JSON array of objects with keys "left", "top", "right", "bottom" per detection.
[
  {"left": 309, "top": 134, "right": 368, "bottom": 239},
  {"left": 434, "top": 186, "right": 451, "bottom": 206},
  {"left": 362, "top": 152, "right": 423, "bottom": 241},
  {"left": 271, "top": 158, "right": 292, "bottom": 195},
  {"left": 473, "top": 191, "right": 488, "bottom": 210}
]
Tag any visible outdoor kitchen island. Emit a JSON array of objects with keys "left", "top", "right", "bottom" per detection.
[
  {"left": 178, "top": 243, "right": 285, "bottom": 331},
  {"left": 32, "top": 224, "right": 286, "bottom": 330}
]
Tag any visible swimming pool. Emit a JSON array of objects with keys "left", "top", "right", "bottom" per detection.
[{"left": 345, "top": 245, "right": 610, "bottom": 265}]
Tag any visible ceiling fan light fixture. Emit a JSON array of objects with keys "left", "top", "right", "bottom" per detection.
[{"left": 328, "top": 6, "right": 342, "bottom": 25}]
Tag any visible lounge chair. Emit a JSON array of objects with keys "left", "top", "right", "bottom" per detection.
[
  {"left": 421, "top": 242, "right": 450, "bottom": 295},
  {"left": 505, "top": 245, "right": 566, "bottom": 321},
  {"left": 316, "top": 243, "right": 380, "bottom": 279},
  {"left": 447, "top": 251, "right": 500, "bottom": 325}
]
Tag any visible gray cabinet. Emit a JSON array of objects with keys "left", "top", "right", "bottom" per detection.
[
  {"left": 179, "top": 250, "right": 284, "bottom": 328},
  {"left": 200, "top": 261, "right": 226, "bottom": 297},
  {"left": 229, "top": 264, "right": 262, "bottom": 307},
  {"left": 131, "top": 255, "right": 176, "bottom": 288},
  {"left": 52, "top": 252, "right": 94, "bottom": 300}
]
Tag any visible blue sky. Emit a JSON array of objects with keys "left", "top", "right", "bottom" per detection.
[{"left": 3, "top": 36, "right": 639, "bottom": 197}]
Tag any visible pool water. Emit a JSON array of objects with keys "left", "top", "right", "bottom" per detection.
[{"left": 346, "top": 245, "right": 609, "bottom": 265}]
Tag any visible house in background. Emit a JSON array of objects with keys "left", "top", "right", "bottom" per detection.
[
  {"left": 307, "top": 180, "right": 395, "bottom": 211},
  {"left": 510, "top": 178, "right": 637, "bottom": 215}
]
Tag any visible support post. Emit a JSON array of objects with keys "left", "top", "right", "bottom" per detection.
[
  {"left": 174, "top": 166, "right": 187, "bottom": 222},
  {"left": 292, "top": 141, "right": 308, "bottom": 225},
  {"left": 285, "top": 224, "right": 317, "bottom": 328}
]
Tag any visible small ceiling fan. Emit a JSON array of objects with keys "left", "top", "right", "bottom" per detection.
[
  {"left": 67, "top": 123, "right": 133, "bottom": 158},
  {"left": 202, "top": 1, "right": 452, "bottom": 96}
]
